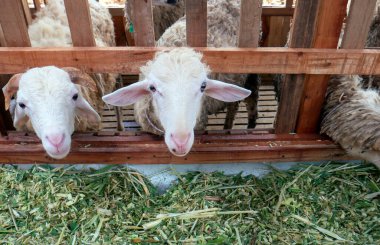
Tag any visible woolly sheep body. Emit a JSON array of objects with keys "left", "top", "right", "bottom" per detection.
[
  {"left": 134, "top": 0, "right": 260, "bottom": 134},
  {"left": 24, "top": 0, "right": 117, "bottom": 131},
  {"left": 320, "top": 5, "right": 380, "bottom": 167}
]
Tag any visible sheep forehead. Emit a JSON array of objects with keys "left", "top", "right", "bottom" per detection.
[
  {"left": 19, "top": 66, "right": 75, "bottom": 102},
  {"left": 145, "top": 48, "right": 209, "bottom": 88}
]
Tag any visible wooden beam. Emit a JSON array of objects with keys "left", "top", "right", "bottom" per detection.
[
  {"left": 1, "top": 47, "right": 380, "bottom": 75},
  {"left": 275, "top": 0, "right": 320, "bottom": 133},
  {"left": 341, "top": 0, "right": 377, "bottom": 49},
  {"left": 0, "top": 131, "right": 351, "bottom": 164},
  {"left": 296, "top": 0, "right": 348, "bottom": 133},
  {"left": 0, "top": 0, "right": 31, "bottom": 47},
  {"left": 21, "top": 0, "right": 32, "bottom": 25},
  {"left": 186, "top": 0, "right": 207, "bottom": 47},
  {"left": 129, "top": 0, "right": 155, "bottom": 47},
  {"left": 238, "top": 0, "right": 262, "bottom": 48},
  {"left": 63, "top": 0, "right": 96, "bottom": 47}
]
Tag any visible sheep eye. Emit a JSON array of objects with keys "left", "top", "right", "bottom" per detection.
[
  {"left": 18, "top": 103, "right": 26, "bottom": 109},
  {"left": 72, "top": 93, "right": 78, "bottom": 101},
  {"left": 149, "top": 85, "right": 156, "bottom": 92},
  {"left": 200, "top": 82, "right": 207, "bottom": 92}
]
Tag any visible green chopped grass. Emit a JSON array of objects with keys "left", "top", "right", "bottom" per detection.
[{"left": 0, "top": 162, "right": 379, "bottom": 244}]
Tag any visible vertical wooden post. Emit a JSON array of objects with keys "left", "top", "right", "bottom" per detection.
[
  {"left": 238, "top": 0, "right": 262, "bottom": 48},
  {"left": 186, "top": 0, "right": 207, "bottom": 47},
  {"left": 64, "top": 0, "right": 96, "bottom": 47},
  {"left": 0, "top": 0, "right": 30, "bottom": 134},
  {"left": 341, "top": 0, "right": 377, "bottom": 49},
  {"left": 0, "top": 0, "right": 31, "bottom": 47},
  {"left": 296, "top": 0, "right": 348, "bottom": 133},
  {"left": 21, "top": 0, "right": 33, "bottom": 25},
  {"left": 129, "top": 0, "right": 155, "bottom": 47},
  {"left": 275, "top": 0, "right": 320, "bottom": 133}
]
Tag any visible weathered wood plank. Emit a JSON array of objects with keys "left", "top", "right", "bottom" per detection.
[
  {"left": 186, "top": 0, "right": 207, "bottom": 47},
  {"left": 275, "top": 0, "right": 321, "bottom": 134},
  {"left": 341, "top": 0, "right": 377, "bottom": 49},
  {"left": 63, "top": 0, "right": 96, "bottom": 47},
  {"left": 296, "top": 0, "right": 348, "bottom": 133},
  {"left": 129, "top": 0, "right": 155, "bottom": 46},
  {"left": 238, "top": 0, "right": 262, "bottom": 48},
  {"left": 0, "top": 132, "right": 351, "bottom": 164},
  {"left": 1, "top": 47, "right": 380, "bottom": 75},
  {"left": 0, "top": 0, "right": 31, "bottom": 47}
]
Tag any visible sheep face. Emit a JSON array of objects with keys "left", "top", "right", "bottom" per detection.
[
  {"left": 2, "top": 66, "right": 100, "bottom": 159},
  {"left": 103, "top": 48, "right": 250, "bottom": 157}
]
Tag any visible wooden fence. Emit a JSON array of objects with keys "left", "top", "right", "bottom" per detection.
[{"left": 0, "top": 0, "right": 378, "bottom": 164}]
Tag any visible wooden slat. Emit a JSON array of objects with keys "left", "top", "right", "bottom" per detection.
[
  {"left": 186, "top": 0, "right": 207, "bottom": 47},
  {"left": 2, "top": 47, "right": 380, "bottom": 75},
  {"left": 275, "top": 0, "right": 321, "bottom": 133},
  {"left": 63, "top": 0, "right": 96, "bottom": 47},
  {"left": 341, "top": 0, "right": 377, "bottom": 49},
  {"left": 129, "top": 0, "right": 155, "bottom": 47},
  {"left": 266, "top": 16, "right": 291, "bottom": 47},
  {"left": 21, "top": 0, "right": 32, "bottom": 25},
  {"left": 296, "top": 0, "right": 348, "bottom": 133},
  {"left": 0, "top": 132, "right": 351, "bottom": 164},
  {"left": 238, "top": 0, "right": 262, "bottom": 48},
  {"left": 0, "top": 0, "right": 31, "bottom": 47}
]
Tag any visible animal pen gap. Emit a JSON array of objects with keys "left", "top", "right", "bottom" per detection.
[{"left": 0, "top": 0, "right": 378, "bottom": 164}]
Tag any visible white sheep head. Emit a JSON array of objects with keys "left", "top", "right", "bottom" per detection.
[
  {"left": 103, "top": 48, "right": 250, "bottom": 157},
  {"left": 2, "top": 66, "right": 101, "bottom": 159}
]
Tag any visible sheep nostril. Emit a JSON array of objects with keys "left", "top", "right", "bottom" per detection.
[{"left": 172, "top": 148, "right": 176, "bottom": 153}]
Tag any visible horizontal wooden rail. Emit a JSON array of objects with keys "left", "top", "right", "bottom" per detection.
[
  {"left": 1, "top": 47, "right": 380, "bottom": 75},
  {"left": 0, "top": 131, "right": 351, "bottom": 164}
]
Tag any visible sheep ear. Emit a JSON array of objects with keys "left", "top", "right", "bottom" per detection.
[
  {"left": 2, "top": 73, "right": 22, "bottom": 110},
  {"left": 74, "top": 88, "right": 101, "bottom": 124},
  {"left": 102, "top": 79, "right": 150, "bottom": 106},
  {"left": 204, "top": 79, "right": 251, "bottom": 102},
  {"left": 62, "top": 67, "right": 97, "bottom": 92},
  {"left": 13, "top": 104, "right": 29, "bottom": 129}
]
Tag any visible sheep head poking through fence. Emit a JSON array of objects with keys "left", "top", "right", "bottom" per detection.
[
  {"left": 2, "top": 66, "right": 101, "bottom": 159},
  {"left": 103, "top": 48, "right": 250, "bottom": 157}
]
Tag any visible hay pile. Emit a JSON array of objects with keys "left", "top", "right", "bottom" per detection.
[{"left": 0, "top": 163, "right": 379, "bottom": 244}]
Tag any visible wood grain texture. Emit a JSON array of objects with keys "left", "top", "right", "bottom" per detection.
[
  {"left": 21, "top": 0, "right": 32, "bottom": 25},
  {"left": 341, "top": 0, "right": 377, "bottom": 49},
  {"left": 0, "top": 132, "right": 351, "bottom": 164},
  {"left": 1, "top": 47, "right": 380, "bottom": 74},
  {"left": 129, "top": 0, "right": 155, "bottom": 47},
  {"left": 63, "top": 0, "right": 96, "bottom": 47},
  {"left": 238, "top": 0, "right": 262, "bottom": 48},
  {"left": 296, "top": 0, "right": 348, "bottom": 133},
  {"left": 266, "top": 16, "right": 291, "bottom": 47},
  {"left": 0, "top": 0, "right": 31, "bottom": 47},
  {"left": 186, "top": 0, "right": 207, "bottom": 47},
  {"left": 275, "top": 0, "right": 320, "bottom": 133}
]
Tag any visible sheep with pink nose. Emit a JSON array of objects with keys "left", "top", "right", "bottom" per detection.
[{"left": 103, "top": 48, "right": 251, "bottom": 156}]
